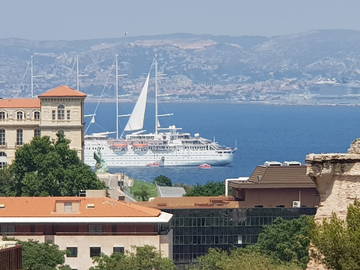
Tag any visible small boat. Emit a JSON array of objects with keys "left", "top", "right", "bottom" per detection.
[
  {"left": 199, "top": 163, "right": 212, "bottom": 169},
  {"left": 147, "top": 162, "right": 161, "bottom": 167}
]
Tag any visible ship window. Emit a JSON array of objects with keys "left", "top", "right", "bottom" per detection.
[
  {"left": 0, "top": 112, "right": 5, "bottom": 120},
  {"left": 57, "top": 105, "right": 65, "bottom": 120}
]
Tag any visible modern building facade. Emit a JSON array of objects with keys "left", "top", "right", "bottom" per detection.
[
  {"left": 0, "top": 197, "right": 173, "bottom": 270},
  {"left": 0, "top": 85, "right": 86, "bottom": 166}
]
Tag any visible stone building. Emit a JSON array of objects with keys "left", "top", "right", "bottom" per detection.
[
  {"left": 0, "top": 196, "right": 173, "bottom": 270},
  {"left": 0, "top": 85, "right": 86, "bottom": 166}
]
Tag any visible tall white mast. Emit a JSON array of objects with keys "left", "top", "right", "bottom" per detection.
[
  {"left": 154, "top": 56, "right": 158, "bottom": 134},
  {"left": 30, "top": 55, "right": 34, "bottom": 97},
  {"left": 76, "top": 55, "right": 80, "bottom": 90},
  {"left": 115, "top": 54, "right": 119, "bottom": 139}
]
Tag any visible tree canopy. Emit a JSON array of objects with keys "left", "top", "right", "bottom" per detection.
[
  {"left": 17, "top": 239, "right": 70, "bottom": 270},
  {"left": 311, "top": 200, "right": 360, "bottom": 270},
  {"left": 90, "top": 245, "right": 176, "bottom": 270},
  {"left": 190, "top": 248, "right": 301, "bottom": 270},
  {"left": 0, "top": 133, "right": 105, "bottom": 196},
  {"left": 185, "top": 181, "right": 224, "bottom": 196},
  {"left": 153, "top": 175, "right": 172, "bottom": 186},
  {"left": 255, "top": 216, "right": 313, "bottom": 269}
]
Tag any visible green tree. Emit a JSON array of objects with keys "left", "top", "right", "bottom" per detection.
[
  {"left": 153, "top": 175, "right": 172, "bottom": 186},
  {"left": 186, "top": 181, "right": 224, "bottom": 196},
  {"left": 17, "top": 239, "right": 70, "bottom": 270},
  {"left": 91, "top": 245, "right": 176, "bottom": 270},
  {"left": 191, "top": 248, "right": 301, "bottom": 270},
  {"left": 311, "top": 200, "right": 360, "bottom": 270},
  {"left": 0, "top": 166, "right": 16, "bottom": 196},
  {"left": 255, "top": 216, "right": 314, "bottom": 269},
  {"left": 8, "top": 132, "right": 105, "bottom": 196}
]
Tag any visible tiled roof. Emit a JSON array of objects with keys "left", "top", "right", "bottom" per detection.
[
  {"left": 0, "top": 197, "right": 160, "bottom": 217},
  {"left": 229, "top": 165, "right": 315, "bottom": 189},
  {"left": 0, "top": 98, "right": 40, "bottom": 108},
  {"left": 39, "top": 85, "right": 87, "bottom": 98},
  {"left": 138, "top": 196, "right": 240, "bottom": 209}
]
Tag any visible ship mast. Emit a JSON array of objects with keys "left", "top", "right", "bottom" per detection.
[
  {"left": 115, "top": 54, "right": 119, "bottom": 139},
  {"left": 154, "top": 56, "right": 158, "bottom": 134}
]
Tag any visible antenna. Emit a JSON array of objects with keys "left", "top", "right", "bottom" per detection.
[
  {"left": 115, "top": 54, "right": 119, "bottom": 139},
  {"left": 76, "top": 55, "right": 87, "bottom": 91},
  {"left": 30, "top": 54, "right": 44, "bottom": 98}
]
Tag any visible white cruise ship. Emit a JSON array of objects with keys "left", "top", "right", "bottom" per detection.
[{"left": 84, "top": 57, "right": 235, "bottom": 167}]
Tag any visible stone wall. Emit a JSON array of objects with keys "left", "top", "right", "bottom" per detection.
[{"left": 305, "top": 140, "right": 360, "bottom": 269}]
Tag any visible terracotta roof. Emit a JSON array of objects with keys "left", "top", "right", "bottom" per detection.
[
  {"left": 0, "top": 98, "right": 40, "bottom": 108},
  {"left": 137, "top": 196, "right": 240, "bottom": 209},
  {"left": 0, "top": 197, "right": 160, "bottom": 217},
  {"left": 229, "top": 165, "right": 316, "bottom": 189},
  {"left": 39, "top": 85, "right": 87, "bottom": 98}
]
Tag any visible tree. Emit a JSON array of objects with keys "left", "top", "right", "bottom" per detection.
[
  {"left": 185, "top": 181, "right": 224, "bottom": 196},
  {"left": 16, "top": 239, "right": 70, "bottom": 270},
  {"left": 91, "top": 245, "right": 176, "bottom": 270},
  {"left": 153, "top": 175, "right": 172, "bottom": 186},
  {"left": 255, "top": 216, "right": 314, "bottom": 269},
  {"left": 191, "top": 248, "right": 301, "bottom": 270},
  {"left": 311, "top": 200, "right": 360, "bottom": 270},
  {"left": 7, "top": 133, "right": 106, "bottom": 196}
]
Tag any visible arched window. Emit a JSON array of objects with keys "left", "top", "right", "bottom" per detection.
[
  {"left": 0, "top": 129, "right": 5, "bottom": 145},
  {"left": 16, "top": 129, "right": 23, "bottom": 145},
  {"left": 34, "top": 111, "right": 40, "bottom": 120},
  {"left": 0, "top": 111, "right": 5, "bottom": 120},
  {"left": 17, "top": 111, "right": 23, "bottom": 120},
  {"left": 57, "top": 105, "right": 65, "bottom": 120}
]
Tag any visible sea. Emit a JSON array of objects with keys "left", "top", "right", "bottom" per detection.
[{"left": 85, "top": 102, "right": 360, "bottom": 185}]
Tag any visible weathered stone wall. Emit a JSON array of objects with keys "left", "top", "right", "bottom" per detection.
[{"left": 305, "top": 140, "right": 360, "bottom": 269}]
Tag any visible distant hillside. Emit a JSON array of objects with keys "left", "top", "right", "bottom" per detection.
[{"left": 1, "top": 30, "right": 360, "bottom": 105}]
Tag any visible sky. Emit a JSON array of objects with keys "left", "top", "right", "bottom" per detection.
[{"left": 1, "top": 0, "right": 360, "bottom": 40}]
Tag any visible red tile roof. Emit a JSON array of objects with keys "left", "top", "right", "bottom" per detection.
[
  {"left": 39, "top": 85, "right": 87, "bottom": 98},
  {"left": 0, "top": 98, "right": 40, "bottom": 108},
  {"left": 0, "top": 197, "right": 160, "bottom": 217}
]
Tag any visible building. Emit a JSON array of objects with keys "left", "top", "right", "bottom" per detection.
[
  {"left": 141, "top": 196, "right": 316, "bottom": 268},
  {"left": 226, "top": 163, "right": 320, "bottom": 208},
  {"left": 0, "top": 241, "right": 22, "bottom": 270},
  {"left": 0, "top": 197, "right": 173, "bottom": 270},
  {"left": 157, "top": 185, "right": 186, "bottom": 197},
  {"left": 0, "top": 85, "right": 86, "bottom": 166}
]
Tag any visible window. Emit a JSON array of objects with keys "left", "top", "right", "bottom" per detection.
[
  {"left": 34, "top": 111, "right": 40, "bottom": 120},
  {"left": 0, "top": 129, "right": 5, "bottom": 145},
  {"left": 90, "top": 247, "right": 101, "bottom": 257},
  {"left": 0, "top": 112, "right": 5, "bottom": 120},
  {"left": 16, "top": 111, "right": 23, "bottom": 120},
  {"left": 34, "top": 128, "right": 41, "bottom": 138},
  {"left": 16, "top": 129, "right": 23, "bottom": 145},
  {"left": 57, "top": 105, "right": 65, "bottom": 120},
  {"left": 64, "top": 202, "right": 73, "bottom": 213},
  {"left": 0, "top": 162, "right": 6, "bottom": 169},
  {"left": 67, "top": 110, "right": 71, "bottom": 120},
  {"left": 1, "top": 224, "right": 15, "bottom": 233},
  {"left": 52, "top": 110, "right": 56, "bottom": 120},
  {"left": 66, "top": 247, "right": 78, "bottom": 257},
  {"left": 113, "top": 246, "right": 125, "bottom": 254},
  {"left": 89, "top": 224, "right": 103, "bottom": 233}
]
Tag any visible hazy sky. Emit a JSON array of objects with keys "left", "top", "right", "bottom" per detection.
[{"left": 1, "top": 0, "right": 360, "bottom": 40}]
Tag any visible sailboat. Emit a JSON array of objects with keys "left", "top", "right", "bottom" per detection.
[{"left": 84, "top": 57, "right": 235, "bottom": 167}]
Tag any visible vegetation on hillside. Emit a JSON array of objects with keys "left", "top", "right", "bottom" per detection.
[
  {"left": 90, "top": 245, "right": 176, "bottom": 270},
  {"left": 0, "top": 133, "right": 105, "bottom": 196}
]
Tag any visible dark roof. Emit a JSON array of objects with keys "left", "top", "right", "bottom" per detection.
[{"left": 229, "top": 165, "right": 316, "bottom": 189}]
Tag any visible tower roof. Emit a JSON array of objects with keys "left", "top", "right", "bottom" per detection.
[{"left": 39, "top": 85, "right": 87, "bottom": 98}]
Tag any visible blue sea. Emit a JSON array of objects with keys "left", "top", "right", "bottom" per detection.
[{"left": 85, "top": 102, "right": 360, "bottom": 184}]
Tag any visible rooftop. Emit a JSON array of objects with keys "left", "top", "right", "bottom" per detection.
[
  {"left": 138, "top": 196, "right": 240, "bottom": 209},
  {"left": 0, "top": 197, "right": 160, "bottom": 218},
  {"left": 157, "top": 186, "right": 186, "bottom": 197},
  {"left": 229, "top": 165, "right": 316, "bottom": 189},
  {"left": 38, "top": 85, "right": 87, "bottom": 98},
  {"left": 0, "top": 98, "right": 40, "bottom": 108}
]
